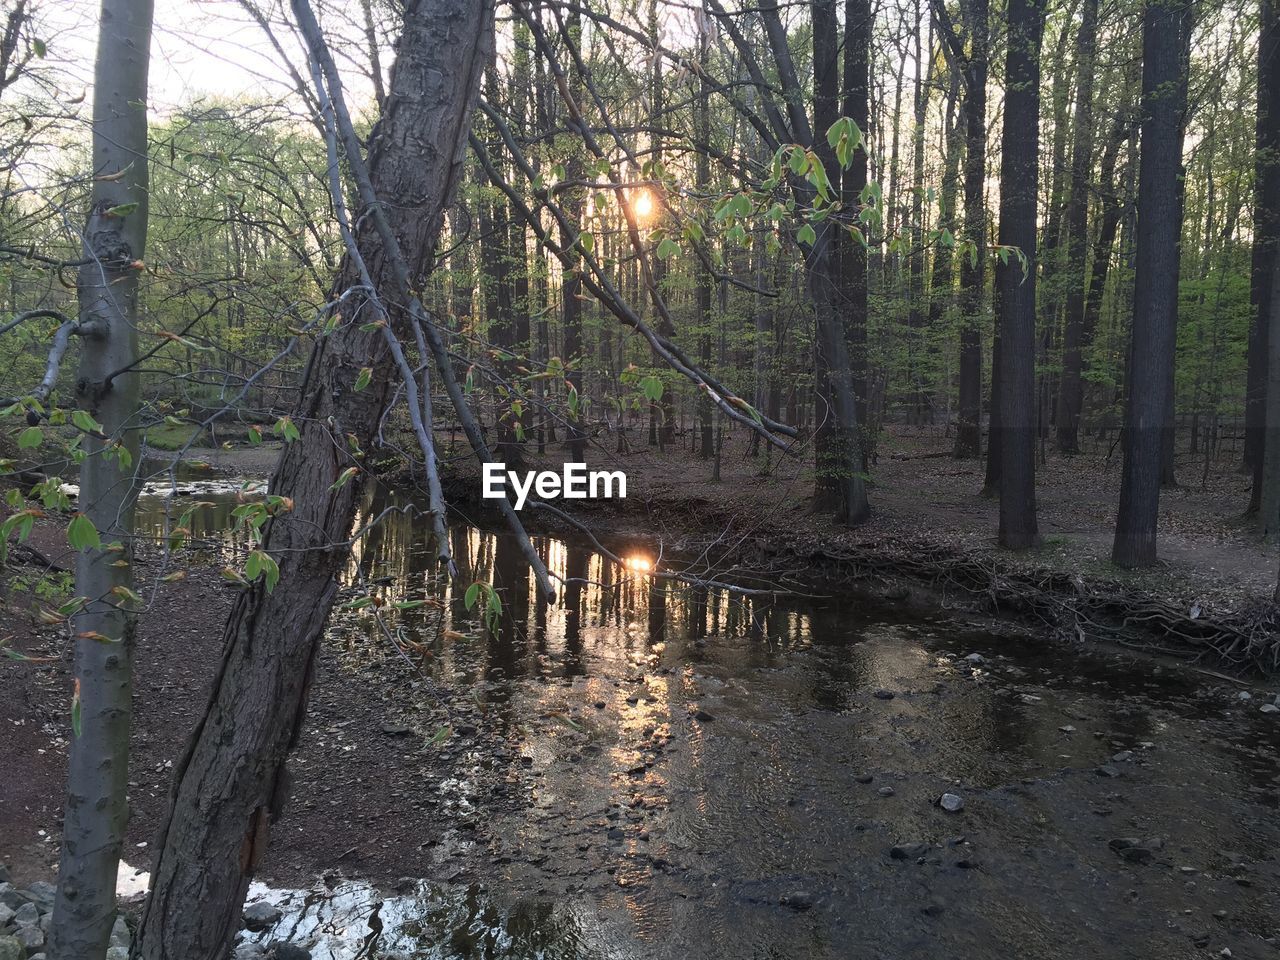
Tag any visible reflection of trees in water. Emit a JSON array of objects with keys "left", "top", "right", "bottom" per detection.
[{"left": 562, "top": 542, "right": 589, "bottom": 675}]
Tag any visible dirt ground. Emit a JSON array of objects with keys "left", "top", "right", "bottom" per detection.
[{"left": 458, "top": 420, "right": 1276, "bottom": 612}]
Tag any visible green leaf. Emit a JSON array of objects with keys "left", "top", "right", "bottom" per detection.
[
  {"left": 797, "top": 223, "right": 817, "bottom": 247},
  {"left": 67, "top": 513, "right": 101, "bottom": 552},
  {"left": 464, "top": 582, "right": 481, "bottom": 610},
  {"left": 656, "top": 237, "right": 680, "bottom": 259},
  {"left": 33, "top": 38, "right": 46, "bottom": 58},
  {"left": 71, "top": 685, "right": 82, "bottom": 738},
  {"left": 17, "top": 426, "right": 42, "bottom": 450},
  {"left": 275, "top": 416, "right": 300, "bottom": 442},
  {"left": 330, "top": 466, "right": 359, "bottom": 491},
  {"left": 104, "top": 202, "right": 139, "bottom": 218},
  {"left": 354, "top": 367, "right": 373, "bottom": 392},
  {"left": 71, "top": 410, "right": 100, "bottom": 434}
]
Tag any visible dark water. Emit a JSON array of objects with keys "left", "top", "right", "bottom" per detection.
[{"left": 133, "top": 485, "right": 1280, "bottom": 960}]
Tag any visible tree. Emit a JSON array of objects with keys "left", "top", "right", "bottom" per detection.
[
  {"left": 1248, "top": 0, "right": 1279, "bottom": 513},
  {"left": 1056, "top": 0, "right": 1099, "bottom": 453},
  {"left": 938, "top": 0, "right": 990, "bottom": 460},
  {"left": 44, "top": 1, "right": 152, "bottom": 957},
  {"left": 1112, "top": 0, "right": 1193, "bottom": 568},
  {"left": 996, "top": 0, "right": 1045, "bottom": 549},
  {"left": 133, "top": 1, "right": 510, "bottom": 955}
]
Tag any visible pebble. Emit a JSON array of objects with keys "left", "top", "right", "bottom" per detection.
[
  {"left": 1259, "top": 704, "right": 1279, "bottom": 715},
  {"left": 873, "top": 689, "right": 895, "bottom": 700},
  {"left": 779, "top": 891, "right": 814, "bottom": 911},
  {"left": 877, "top": 786, "right": 895, "bottom": 797},
  {"left": 939, "top": 793, "right": 965, "bottom": 813},
  {"left": 692, "top": 710, "right": 715, "bottom": 722},
  {"left": 243, "top": 900, "right": 283, "bottom": 931},
  {"left": 1094, "top": 765, "right": 1121, "bottom": 778},
  {"left": 268, "top": 946, "right": 312, "bottom": 960},
  {"left": 965, "top": 653, "right": 986, "bottom": 665}
]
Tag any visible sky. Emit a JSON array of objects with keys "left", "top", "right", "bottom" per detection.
[{"left": 30, "top": 0, "right": 370, "bottom": 115}]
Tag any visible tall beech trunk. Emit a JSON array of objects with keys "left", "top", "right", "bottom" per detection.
[
  {"left": 1112, "top": 0, "right": 1192, "bottom": 568},
  {"left": 696, "top": 19, "right": 714, "bottom": 460},
  {"left": 1055, "top": 0, "right": 1098, "bottom": 453},
  {"left": 1263, "top": 256, "right": 1280, "bottom": 536},
  {"left": 811, "top": 0, "right": 870, "bottom": 523},
  {"left": 561, "top": 6, "right": 586, "bottom": 462},
  {"left": 997, "top": 0, "right": 1045, "bottom": 549},
  {"left": 48, "top": 1, "right": 151, "bottom": 956},
  {"left": 844, "top": 0, "right": 871, "bottom": 432},
  {"left": 1248, "top": 0, "right": 1279, "bottom": 510},
  {"left": 135, "top": 2, "right": 494, "bottom": 956},
  {"left": 954, "top": 0, "right": 989, "bottom": 459}
]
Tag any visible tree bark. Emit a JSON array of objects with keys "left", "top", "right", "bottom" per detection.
[
  {"left": 1055, "top": 0, "right": 1098, "bottom": 453},
  {"left": 953, "top": 0, "right": 989, "bottom": 459},
  {"left": 1262, "top": 254, "right": 1280, "bottom": 536},
  {"left": 997, "top": 0, "right": 1045, "bottom": 549},
  {"left": 48, "top": 2, "right": 152, "bottom": 956},
  {"left": 135, "top": 2, "right": 494, "bottom": 956},
  {"left": 1248, "top": 0, "right": 1279, "bottom": 510},
  {"left": 1112, "top": 0, "right": 1192, "bottom": 568}
]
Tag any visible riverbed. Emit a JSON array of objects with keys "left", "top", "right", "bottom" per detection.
[{"left": 121, "top": 486, "right": 1280, "bottom": 958}]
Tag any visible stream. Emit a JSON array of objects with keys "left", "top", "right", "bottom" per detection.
[{"left": 130, "top": 481, "right": 1280, "bottom": 959}]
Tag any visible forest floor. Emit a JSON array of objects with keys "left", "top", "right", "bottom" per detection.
[{"left": 461, "top": 420, "right": 1274, "bottom": 609}]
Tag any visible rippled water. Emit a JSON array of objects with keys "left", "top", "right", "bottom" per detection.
[{"left": 133, "top": 486, "right": 1280, "bottom": 959}]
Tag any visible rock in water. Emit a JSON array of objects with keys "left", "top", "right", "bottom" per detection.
[
  {"left": 890, "top": 842, "right": 932, "bottom": 860},
  {"left": 109, "top": 914, "right": 131, "bottom": 949},
  {"left": 779, "top": 891, "right": 814, "bottom": 911},
  {"left": 267, "top": 944, "right": 312, "bottom": 960},
  {"left": 939, "top": 793, "right": 965, "bottom": 813},
  {"left": 243, "top": 901, "right": 283, "bottom": 932}
]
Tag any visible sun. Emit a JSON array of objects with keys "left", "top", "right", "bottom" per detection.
[{"left": 633, "top": 189, "right": 653, "bottom": 219}]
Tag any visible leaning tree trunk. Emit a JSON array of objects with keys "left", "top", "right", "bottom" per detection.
[
  {"left": 996, "top": 0, "right": 1045, "bottom": 549},
  {"left": 134, "top": 2, "right": 494, "bottom": 957},
  {"left": 1112, "top": 0, "right": 1192, "bottom": 568},
  {"left": 48, "top": 2, "right": 151, "bottom": 957}
]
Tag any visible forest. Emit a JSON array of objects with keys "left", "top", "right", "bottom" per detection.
[{"left": 1, "top": 0, "right": 1279, "bottom": 956}]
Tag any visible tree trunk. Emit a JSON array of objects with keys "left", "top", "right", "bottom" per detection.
[
  {"left": 844, "top": 0, "right": 871, "bottom": 437},
  {"left": 561, "top": 6, "right": 587, "bottom": 462},
  {"left": 954, "top": 0, "right": 989, "bottom": 459},
  {"left": 1055, "top": 0, "right": 1098, "bottom": 453},
  {"left": 1248, "top": 0, "right": 1279, "bottom": 510},
  {"left": 997, "top": 0, "right": 1045, "bottom": 549},
  {"left": 135, "top": 2, "right": 494, "bottom": 956},
  {"left": 1112, "top": 0, "right": 1192, "bottom": 568},
  {"left": 1263, "top": 255, "right": 1280, "bottom": 536},
  {"left": 48, "top": 1, "right": 151, "bottom": 956}
]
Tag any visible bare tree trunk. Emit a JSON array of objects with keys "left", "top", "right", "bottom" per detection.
[
  {"left": 48, "top": 2, "right": 151, "bottom": 956},
  {"left": 1055, "top": 0, "right": 1098, "bottom": 453},
  {"left": 952, "top": 0, "right": 988, "bottom": 459},
  {"left": 997, "top": 0, "right": 1044, "bottom": 549},
  {"left": 1248, "top": 0, "right": 1279, "bottom": 510},
  {"left": 1112, "top": 0, "right": 1192, "bottom": 568},
  {"left": 135, "top": 2, "right": 495, "bottom": 956},
  {"left": 1261, "top": 256, "right": 1280, "bottom": 536}
]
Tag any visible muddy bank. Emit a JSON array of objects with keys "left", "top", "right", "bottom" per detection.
[{"left": 434, "top": 431, "right": 1280, "bottom": 675}]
